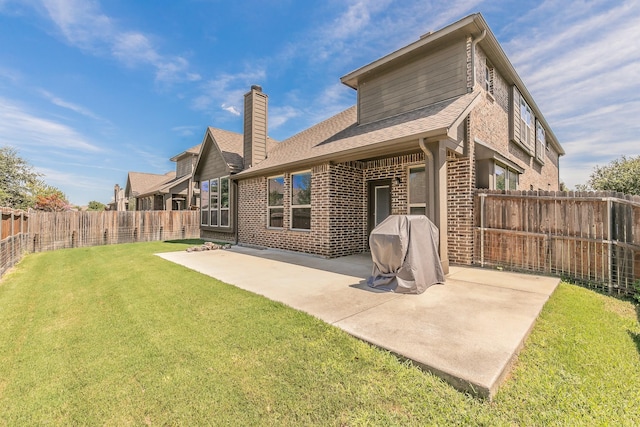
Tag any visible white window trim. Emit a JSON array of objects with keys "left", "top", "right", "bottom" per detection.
[
  {"left": 290, "top": 170, "right": 312, "bottom": 231},
  {"left": 267, "top": 175, "right": 285, "bottom": 229},
  {"left": 407, "top": 165, "right": 427, "bottom": 214}
]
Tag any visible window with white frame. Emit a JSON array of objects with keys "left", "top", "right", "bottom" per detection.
[
  {"left": 485, "top": 62, "right": 494, "bottom": 94},
  {"left": 520, "top": 98, "right": 533, "bottom": 150},
  {"left": 220, "top": 176, "right": 230, "bottom": 227},
  {"left": 209, "top": 178, "right": 219, "bottom": 226},
  {"left": 200, "top": 180, "right": 209, "bottom": 225},
  {"left": 535, "top": 120, "right": 546, "bottom": 164},
  {"left": 291, "top": 171, "right": 311, "bottom": 230},
  {"left": 408, "top": 166, "right": 426, "bottom": 215},
  {"left": 267, "top": 176, "right": 284, "bottom": 228}
]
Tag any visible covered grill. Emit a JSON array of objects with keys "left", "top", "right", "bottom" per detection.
[{"left": 368, "top": 215, "right": 445, "bottom": 294}]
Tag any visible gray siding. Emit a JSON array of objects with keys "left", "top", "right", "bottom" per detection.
[
  {"left": 358, "top": 41, "right": 467, "bottom": 125},
  {"left": 195, "top": 135, "right": 230, "bottom": 182},
  {"left": 176, "top": 156, "right": 193, "bottom": 178}
]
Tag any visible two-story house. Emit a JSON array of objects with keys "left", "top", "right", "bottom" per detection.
[
  {"left": 124, "top": 144, "right": 201, "bottom": 211},
  {"left": 192, "top": 13, "right": 564, "bottom": 272}
]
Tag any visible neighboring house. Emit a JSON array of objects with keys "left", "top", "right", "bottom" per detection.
[
  {"left": 109, "top": 184, "right": 128, "bottom": 211},
  {"left": 124, "top": 144, "right": 201, "bottom": 211},
  {"left": 192, "top": 13, "right": 564, "bottom": 272}
]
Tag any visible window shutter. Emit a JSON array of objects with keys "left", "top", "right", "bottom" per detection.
[{"left": 510, "top": 86, "right": 521, "bottom": 143}]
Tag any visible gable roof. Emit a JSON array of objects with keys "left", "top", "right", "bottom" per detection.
[
  {"left": 235, "top": 90, "right": 481, "bottom": 178},
  {"left": 193, "top": 127, "right": 280, "bottom": 177},
  {"left": 125, "top": 171, "right": 176, "bottom": 197}
]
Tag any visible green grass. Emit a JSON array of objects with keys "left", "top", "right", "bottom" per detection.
[{"left": 1, "top": 241, "right": 639, "bottom": 425}]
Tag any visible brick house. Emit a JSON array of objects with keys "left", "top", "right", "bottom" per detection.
[
  {"left": 125, "top": 144, "right": 201, "bottom": 211},
  {"left": 192, "top": 13, "right": 564, "bottom": 272}
]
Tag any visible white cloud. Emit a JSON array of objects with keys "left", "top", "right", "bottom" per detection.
[
  {"left": 39, "top": 89, "right": 105, "bottom": 121},
  {"left": 171, "top": 125, "right": 200, "bottom": 137},
  {"left": 0, "top": 97, "right": 102, "bottom": 152},
  {"left": 222, "top": 104, "right": 241, "bottom": 116},
  {"left": 30, "top": 0, "right": 200, "bottom": 83},
  {"left": 193, "top": 68, "right": 266, "bottom": 118},
  {"left": 503, "top": 0, "right": 640, "bottom": 189}
]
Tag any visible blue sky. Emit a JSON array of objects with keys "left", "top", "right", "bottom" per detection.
[{"left": 0, "top": 0, "right": 638, "bottom": 205}]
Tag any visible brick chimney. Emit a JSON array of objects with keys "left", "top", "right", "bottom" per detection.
[{"left": 243, "top": 85, "right": 268, "bottom": 169}]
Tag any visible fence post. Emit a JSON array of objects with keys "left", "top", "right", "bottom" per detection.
[
  {"left": 607, "top": 198, "right": 613, "bottom": 294},
  {"left": 480, "top": 193, "right": 486, "bottom": 267}
]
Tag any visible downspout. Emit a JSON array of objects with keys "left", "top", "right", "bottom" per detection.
[
  {"left": 233, "top": 178, "right": 239, "bottom": 245},
  {"left": 470, "top": 30, "right": 487, "bottom": 90},
  {"left": 418, "top": 138, "right": 436, "bottom": 223}
]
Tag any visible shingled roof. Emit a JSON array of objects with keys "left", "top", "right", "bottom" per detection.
[
  {"left": 204, "top": 127, "right": 279, "bottom": 172},
  {"left": 126, "top": 171, "right": 176, "bottom": 197},
  {"left": 236, "top": 90, "right": 481, "bottom": 178}
]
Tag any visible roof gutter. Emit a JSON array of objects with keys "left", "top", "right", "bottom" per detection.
[
  {"left": 232, "top": 128, "right": 449, "bottom": 180},
  {"left": 470, "top": 29, "right": 486, "bottom": 90}
]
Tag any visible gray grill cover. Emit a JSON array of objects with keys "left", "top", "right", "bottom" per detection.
[{"left": 367, "top": 215, "right": 445, "bottom": 294}]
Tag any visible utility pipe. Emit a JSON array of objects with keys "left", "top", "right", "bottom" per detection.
[{"left": 470, "top": 29, "right": 487, "bottom": 89}]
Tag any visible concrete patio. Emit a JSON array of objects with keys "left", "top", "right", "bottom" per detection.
[{"left": 157, "top": 246, "right": 559, "bottom": 399}]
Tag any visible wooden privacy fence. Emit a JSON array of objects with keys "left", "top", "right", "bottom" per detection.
[
  {"left": 0, "top": 208, "right": 29, "bottom": 277},
  {"left": 0, "top": 210, "right": 200, "bottom": 278},
  {"left": 475, "top": 190, "right": 640, "bottom": 296}
]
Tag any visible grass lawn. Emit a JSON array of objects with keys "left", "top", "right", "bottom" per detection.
[{"left": 1, "top": 241, "right": 639, "bottom": 425}]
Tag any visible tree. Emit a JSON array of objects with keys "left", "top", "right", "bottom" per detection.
[
  {"left": 587, "top": 155, "right": 640, "bottom": 195},
  {"left": 32, "top": 182, "right": 70, "bottom": 212},
  {"left": 0, "top": 146, "right": 41, "bottom": 209},
  {"left": 87, "top": 201, "right": 106, "bottom": 211}
]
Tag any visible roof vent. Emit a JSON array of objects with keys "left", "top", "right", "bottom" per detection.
[
  {"left": 251, "top": 84, "right": 262, "bottom": 92},
  {"left": 420, "top": 31, "right": 433, "bottom": 39}
]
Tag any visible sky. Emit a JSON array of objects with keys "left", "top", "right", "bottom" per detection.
[{"left": 0, "top": 0, "right": 638, "bottom": 206}]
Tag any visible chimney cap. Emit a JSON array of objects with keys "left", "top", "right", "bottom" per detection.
[{"left": 251, "top": 84, "right": 262, "bottom": 92}]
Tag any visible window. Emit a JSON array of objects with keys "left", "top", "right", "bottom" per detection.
[
  {"left": 494, "top": 163, "right": 518, "bottom": 190},
  {"left": 485, "top": 62, "right": 493, "bottom": 94},
  {"left": 535, "top": 120, "right": 546, "bottom": 164},
  {"left": 200, "top": 180, "right": 209, "bottom": 225},
  {"left": 520, "top": 98, "right": 533, "bottom": 149},
  {"left": 210, "top": 178, "right": 218, "bottom": 226},
  {"left": 291, "top": 171, "right": 311, "bottom": 230},
  {"left": 220, "top": 176, "right": 230, "bottom": 227},
  {"left": 267, "top": 176, "right": 284, "bottom": 228},
  {"left": 408, "top": 166, "right": 426, "bottom": 215}
]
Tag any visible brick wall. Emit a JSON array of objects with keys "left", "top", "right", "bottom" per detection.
[
  {"left": 201, "top": 229, "right": 235, "bottom": 243},
  {"left": 235, "top": 153, "right": 428, "bottom": 258},
  {"left": 447, "top": 150, "right": 475, "bottom": 265}
]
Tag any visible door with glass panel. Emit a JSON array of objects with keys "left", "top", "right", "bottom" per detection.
[{"left": 368, "top": 180, "right": 391, "bottom": 235}]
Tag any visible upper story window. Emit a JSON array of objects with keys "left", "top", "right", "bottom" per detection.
[
  {"left": 408, "top": 166, "right": 426, "bottom": 215},
  {"left": 485, "top": 61, "right": 494, "bottom": 95},
  {"left": 267, "top": 176, "right": 284, "bottom": 228},
  {"left": 535, "top": 120, "right": 546, "bottom": 165},
  {"left": 200, "top": 180, "right": 209, "bottom": 226},
  {"left": 291, "top": 171, "right": 311, "bottom": 230},
  {"left": 510, "top": 86, "right": 535, "bottom": 156}
]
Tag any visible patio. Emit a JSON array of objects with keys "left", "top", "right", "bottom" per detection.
[{"left": 158, "top": 246, "right": 559, "bottom": 399}]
